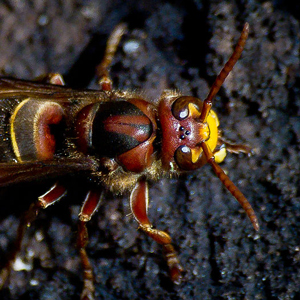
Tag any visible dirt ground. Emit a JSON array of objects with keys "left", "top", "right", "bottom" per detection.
[{"left": 0, "top": 0, "right": 300, "bottom": 299}]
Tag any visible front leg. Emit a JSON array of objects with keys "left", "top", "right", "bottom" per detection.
[
  {"left": 218, "top": 136, "right": 253, "bottom": 155},
  {"left": 130, "top": 179, "right": 184, "bottom": 284}
]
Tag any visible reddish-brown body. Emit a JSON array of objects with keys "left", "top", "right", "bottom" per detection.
[{"left": 0, "top": 23, "right": 258, "bottom": 300}]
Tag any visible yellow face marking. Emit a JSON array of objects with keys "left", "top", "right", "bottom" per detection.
[
  {"left": 208, "top": 109, "right": 219, "bottom": 127},
  {"left": 188, "top": 103, "right": 201, "bottom": 118},
  {"left": 10, "top": 98, "right": 30, "bottom": 162},
  {"left": 206, "top": 109, "right": 219, "bottom": 153},
  {"left": 199, "top": 122, "right": 209, "bottom": 141},
  {"left": 214, "top": 147, "right": 227, "bottom": 163},
  {"left": 191, "top": 147, "right": 202, "bottom": 163}
]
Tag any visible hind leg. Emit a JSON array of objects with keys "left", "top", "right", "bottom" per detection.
[{"left": 0, "top": 182, "right": 67, "bottom": 288}]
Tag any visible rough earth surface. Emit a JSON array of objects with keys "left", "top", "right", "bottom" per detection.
[{"left": 0, "top": 0, "right": 300, "bottom": 299}]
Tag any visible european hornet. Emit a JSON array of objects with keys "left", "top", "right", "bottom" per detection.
[{"left": 0, "top": 23, "right": 258, "bottom": 299}]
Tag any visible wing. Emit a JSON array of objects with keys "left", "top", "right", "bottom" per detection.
[
  {"left": 0, "top": 157, "right": 98, "bottom": 187},
  {"left": 0, "top": 77, "right": 109, "bottom": 104}
]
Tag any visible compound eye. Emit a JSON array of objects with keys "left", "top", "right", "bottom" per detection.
[
  {"left": 174, "top": 145, "right": 193, "bottom": 170},
  {"left": 175, "top": 145, "right": 203, "bottom": 170},
  {"left": 171, "top": 96, "right": 202, "bottom": 120}
]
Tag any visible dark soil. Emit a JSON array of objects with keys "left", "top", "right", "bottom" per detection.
[{"left": 0, "top": 0, "right": 300, "bottom": 299}]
